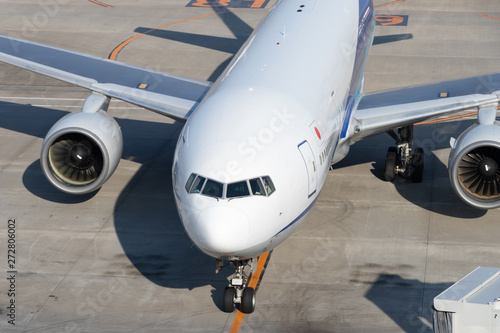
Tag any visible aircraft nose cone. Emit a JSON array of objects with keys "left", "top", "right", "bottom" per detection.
[
  {"left": 194, "top": 206, "right": 249, "bottom": 256},
  {"left": 479, "top": 157, "right": 498, "bottom": 178},
  {"left": 69, "top": 142, "right": 91, "bottom": 167}
]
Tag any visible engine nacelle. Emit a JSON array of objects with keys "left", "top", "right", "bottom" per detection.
[
  {"left": 449, "top": 122, "right": 500, "bottom": 209},
  {"left": 40, "top": 94, "right": 122, "bottom": 194}
]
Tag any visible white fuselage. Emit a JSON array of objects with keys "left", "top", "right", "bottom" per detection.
[{"left": 172, "top": 0, "right": 374, "bottom": 259}]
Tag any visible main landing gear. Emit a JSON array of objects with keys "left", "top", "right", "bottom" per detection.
[
  {"left": 218, "top": 258, "right": 256, "bottom": 314},
  {"left": 384, "top": 125, "right": 424, "bottom": 183}
]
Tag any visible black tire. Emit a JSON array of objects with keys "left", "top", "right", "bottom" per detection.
[
  {"left": 240, "top": 287, "right": 256, "bottom": 314},
  {"left": 223, "top": 287, "right": 236, "bottom": 313},
  {"left": 411, "top": 148, "right": 424, "bottom": 183},
  {"left": 384, "top": 148, "right": 397, "bottom": 181}
]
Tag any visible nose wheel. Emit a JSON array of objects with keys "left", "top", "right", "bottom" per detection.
[
  {"left": 219, "top": 258, "right": 256, "bottom": 314},
  {"left": 241, "top": 287, "right": 256, "bottom": 313},
  {"left": 223, "top": 287, "right": 236, "bottom": 312},
  {"left": 223, "top": 286, "right": 256, "bottom": 313}
]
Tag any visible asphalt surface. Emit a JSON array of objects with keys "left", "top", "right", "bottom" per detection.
[{"left": 1, "top": 0, "right": 500, "bottom": 332}]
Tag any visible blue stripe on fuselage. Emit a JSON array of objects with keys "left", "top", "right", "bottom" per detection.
[
  {"left": 340, "top": 0, "right": 375, "bottom": 139},
  {"left": 274, "top": 194, "right": 319, "bottom": 236}
]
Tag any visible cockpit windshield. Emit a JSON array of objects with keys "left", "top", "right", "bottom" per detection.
[
  {"left": 227, "top": 181, "right": 250, "bottom": 198},
  {"left": 262, "top": 176, "right": 275, "bottom": 195},
  {"left": 249, "top": 178, "right": 265, "bottom": 195},
  {"left": 202, "top": 179, "right": 224, "bottom": 198},
  {"left": 185, "top": 174, "right": 275, "bottom": 199},
  {"left": 190, "top": 176, "right": 205, "bottom": 193}
]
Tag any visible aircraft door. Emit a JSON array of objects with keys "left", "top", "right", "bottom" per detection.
[{"left": 298, "top": 140, "right": 317, "bottom": 198}]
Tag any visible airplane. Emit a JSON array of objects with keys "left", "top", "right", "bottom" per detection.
[{"left": 1, "top": 0, "right": 500, "bottom": 314}]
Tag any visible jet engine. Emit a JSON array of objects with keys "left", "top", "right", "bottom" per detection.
[
  {"left": 449, "top": 112, "right": 500, "bottom": 209},
  {"left": 40, "top": 93, "right": 123, "bottom": 194}
]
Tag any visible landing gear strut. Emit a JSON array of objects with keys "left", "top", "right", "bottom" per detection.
[
  {"left": 384, "top": 125, "right": 424, "bottom": 183},
  {"left": 218, "top": 258, "right": 256, "bottom": 314}
]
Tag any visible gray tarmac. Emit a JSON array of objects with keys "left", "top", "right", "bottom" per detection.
[{"left": 1, "top": 0, "right": 500, "bottom": 332}]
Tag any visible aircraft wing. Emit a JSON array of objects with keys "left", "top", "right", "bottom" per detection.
[
  {"left": 0, "top": 35, "right": 212, "bottom": 121},
  {"left": 349, "top": 74, "right": 500, "bottom": 142}
]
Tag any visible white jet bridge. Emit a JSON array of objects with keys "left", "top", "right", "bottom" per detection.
[{"left": 433, "top": 267, "right": 500, "bottom": 333}]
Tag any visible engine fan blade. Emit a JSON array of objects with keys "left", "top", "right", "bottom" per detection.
[{"left": 48, "top": 133, "right": 103, "bottom": 185}]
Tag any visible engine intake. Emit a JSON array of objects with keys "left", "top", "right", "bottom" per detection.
[
  {"left": 457, "top": 146, "right": 500, "bottom": 199},
  {"left": 41, "top": 93, "right": 122, "bottom": 194},
  {"left": 48, "top": 132, "right": 104, "bottom": 186},
  {"left": 449, "top": 122, "right": 500, "bottom": 209}
]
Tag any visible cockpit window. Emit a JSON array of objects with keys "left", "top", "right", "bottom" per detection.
[
  {"left": 262, "top": 176, "right": 275, "bottom": 195},
  {"left": 227, "top": 181, "right": 250, "bottom": 198},
  {"left": 185, "top": 173, "right": 196, "bottom": 192},
  {"left": 190, "top": 176, "right": 206, "bottom": 193},
  {"left": 185, "top": 174, "right": 275, "bottom": 198},
  {"left": 250, "top": 178, "right": 265, "bottom": 196},
  {"left": 202, "top": 179, "right": 223, "bottom": 198}
]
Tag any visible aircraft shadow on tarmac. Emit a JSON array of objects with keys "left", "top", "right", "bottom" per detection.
[
  {"left": 372, "top": 33, "right": 413, "bottom": 46},
  {"left": 105, "top": 131, "right": 232, "bottom": 310},
  {"left": 332, "top": 118, "right": 488, "bottom": 218},
  {"left": 364, "top": 273, "right": 452, "bottom": 333},
  {"left": 0, "top": 100, "right": 232, "bottom": 310},
  {"left": 134, "top": 6, "right": 253, "bottom": 82}
]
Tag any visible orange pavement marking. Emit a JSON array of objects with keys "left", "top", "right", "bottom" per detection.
[
  {"left": 88, "top": 0, "right": 113, "bottom": 8},
  {"left": 249, "top": 0, "right": 266, "bottom": 8},
  {"left": 478, "top": 14, "right": 500, "bottom": 21},
  {"left": 374, "top": 0, "right": 405, "bottom": 9}
]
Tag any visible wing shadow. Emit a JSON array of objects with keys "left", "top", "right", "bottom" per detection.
[{"left": 135, "top": 6, "right": 254, "bottom": 82}]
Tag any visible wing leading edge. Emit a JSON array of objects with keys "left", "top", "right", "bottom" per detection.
[
  {"left": 1, "top": 36, "right": 500, "bottom": 137},
  {"left": 347, "top": 75, "right": 500, "bottom": 143},
  {"left": 0, "top": 35, "right": 212, "bottom": 121}
]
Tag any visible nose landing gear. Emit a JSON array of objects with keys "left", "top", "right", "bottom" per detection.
[{"left": 218, "top": 258, "right": 256, "bottom": 314}]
